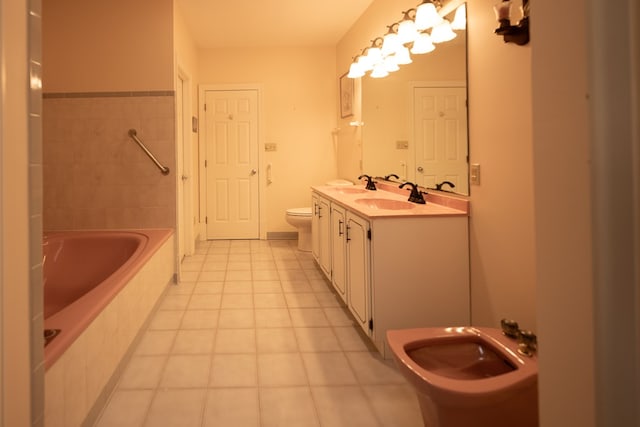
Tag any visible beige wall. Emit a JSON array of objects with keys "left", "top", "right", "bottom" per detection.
[
  {"left": 174, "top": 5, "right": 202, "bottom": 235},
  {"left": 465, "top": 0, "right": 536, "bottom": 329},
  {"left": 198, "top": 47, "right": 338, "bottom": 232},
  {"left": 1, "top": 0, "right": 34, "bottom": 424},
  {"left": 42, "top": 0, "right": 173, "bottom": 92}
]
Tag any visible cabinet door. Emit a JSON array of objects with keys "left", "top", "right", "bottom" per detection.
[
  {"left": 312, "top": 194, "right": 331, "bottom": 278},
  {"left": 330, "top": 204, "right": 347, "bottom": 302},
  {"left": 346, "top": 213, "right": 371, "bottom": 335},
  {"left": 311, "top": 194, "right": 321, "bottom": 262}
]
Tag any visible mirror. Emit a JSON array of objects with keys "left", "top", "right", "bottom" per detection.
[{"left": 361, "top": 11, "right": 469, "bottom": 195}]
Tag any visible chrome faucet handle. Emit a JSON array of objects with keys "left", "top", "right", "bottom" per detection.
[
  {"left": 517, "top": 330, "right": 537, "bottom": 357},
  {"left": 500, "top": 318, "right": 520, "bottom": 339}
]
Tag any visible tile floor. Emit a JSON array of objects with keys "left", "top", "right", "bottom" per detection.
[{"left": 94, "top": 239, "right": 423, "bottom": 427}]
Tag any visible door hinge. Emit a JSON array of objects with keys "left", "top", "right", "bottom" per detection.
[
  {"left": 367, "top": 229, "right": 372, "bottom": 240},
  {"left": 204, "top": 103, "right": 207, "bottom": 112},
  {"left": 205, "top": 216, "right": 208, "bottom": 224},
  {"left": 204, "top": 160, "right": 207, "bottom": 167},
  {"left": 368, "top": 319, "right": 373, "bottom": 330}
]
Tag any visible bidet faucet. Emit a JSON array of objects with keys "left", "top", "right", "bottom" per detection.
[
  {"left": 399, "top": 182, "right": 426, "bottom": 204},
  {"left": 517, "top": 330, "right": 537, "bottom": 357},
  {"left": 358, "top": 174, "right": 377, "bottom": 191}
]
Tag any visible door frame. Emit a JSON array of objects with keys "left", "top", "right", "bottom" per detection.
[
  {"left": 407, "top": 80, "right": 467, "bottom": 186},
  {"left": 198, "top": 84, "right": 266, "bottom": 240}
]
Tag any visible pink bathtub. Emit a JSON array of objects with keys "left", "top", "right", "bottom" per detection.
[{"left": 43, "top": 229, "right": 173, "bottom": 369}]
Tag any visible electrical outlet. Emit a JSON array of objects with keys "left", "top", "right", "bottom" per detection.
[{"left": 470, "top": 163, "right": 481, "bottom": 185}]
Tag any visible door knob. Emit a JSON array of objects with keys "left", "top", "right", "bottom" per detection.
[
  {"left": 417, "top": 166, "right": 424, "bottom": 173},
  {"left": 250, "top": 169, "right": 257, "bottom": 176}
]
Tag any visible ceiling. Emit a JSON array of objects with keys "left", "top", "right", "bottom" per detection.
[{"left": 175, "top": 0, "right": 375, "bottom": 49}]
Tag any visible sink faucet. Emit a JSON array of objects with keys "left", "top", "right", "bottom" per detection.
[
  {"left": 435, "top": 180, "right": 456, "bottom": 191},
  {"left": 358, "top": 174, "right": 377, "bottom": 191},
  {"left": 384, "top": 173, "right": 399, "bottom": 181},
  {"left": 399, "top": 182, "right": 426, "bottom": 204}
]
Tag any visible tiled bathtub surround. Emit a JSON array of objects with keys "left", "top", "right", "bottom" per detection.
[
  {"left": 95, "top": 239, "right": 423, "bottom": 427},
  {"left": 42, "top": 92, "right": 176, "bottom": 230}
]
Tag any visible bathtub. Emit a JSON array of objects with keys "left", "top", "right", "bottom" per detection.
[{"left": 44, "top": 229, "right": 175, "bottom": 426}]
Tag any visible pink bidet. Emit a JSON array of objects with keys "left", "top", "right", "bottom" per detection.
[{"left": 387, "top": 327, "right": 538, "bottom": 427}]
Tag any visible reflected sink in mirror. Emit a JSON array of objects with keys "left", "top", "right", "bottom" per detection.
[
  {"left": 407, "top": 340, "right": 516, "bottom": 380},
  {"left": 329, "top": 187, "right": 368, "bottom": 195},
  {"left": 355, "top": 198, "right": 415, "bottom": 210}
]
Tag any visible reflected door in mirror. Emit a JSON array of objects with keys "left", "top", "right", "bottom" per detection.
[{"left": 414, "top": 86, "right": 468, "bottom": 195}]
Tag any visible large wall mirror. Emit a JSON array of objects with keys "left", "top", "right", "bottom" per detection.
[{"left": 361, "top": 10, "right": 468, "bottom": 195}]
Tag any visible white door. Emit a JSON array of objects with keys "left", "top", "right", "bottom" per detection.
[
  {"left": 414, "top": 87, "right": 468, "bottom": 194},
  {"left": 204, "top": 90, "right": 259, "bottom": 239}
]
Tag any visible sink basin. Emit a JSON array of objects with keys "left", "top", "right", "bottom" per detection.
[
  {"left": 330, "top": 187, "right": 368, "bottom": 195},
  {"left": 387, "top": 327, "right": 538, "bottom": 427},
  {"left": 354, "top": 198, "right": 415, "bottom": 210}
]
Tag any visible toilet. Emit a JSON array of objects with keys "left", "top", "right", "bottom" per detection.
[
  {"left": 387, "top": 326, "right": 538, "bottom": 427},
  {"left": 285, "top": 179, "right": 353, "bottom": 251}
]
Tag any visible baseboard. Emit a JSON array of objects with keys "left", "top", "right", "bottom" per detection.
[{"left": 266, "top": 231, "right": 297, "bottom": 240}]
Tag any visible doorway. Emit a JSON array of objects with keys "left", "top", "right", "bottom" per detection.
[
  {"left": 202, "top": 88, "right": 260, "bottom": 240},
  {"left": 176, "top": 69, "right": 195, "bottom": 267}
]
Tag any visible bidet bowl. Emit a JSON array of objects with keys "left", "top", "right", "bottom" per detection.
[
  {"left": 387, "top": 327, "right": 538, "bottom": 427},
  {"left": 354, "top": 198, "right": 415, "bottom": 210}
]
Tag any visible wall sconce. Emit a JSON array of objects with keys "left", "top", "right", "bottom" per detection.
[{"left": 494, "top": 0, "right": 530, "bottom": 45}]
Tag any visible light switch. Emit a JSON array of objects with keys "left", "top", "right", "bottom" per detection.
[
  {"left": 470, "top": 163, "right": 481, "bottom": 185},
  {"left": 396, "top": 140, "right": 409, "bottom": 149}
]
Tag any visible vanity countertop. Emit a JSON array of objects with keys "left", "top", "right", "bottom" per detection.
[{"left": 311, "top": 184, "right": 468, "bottom": 219}]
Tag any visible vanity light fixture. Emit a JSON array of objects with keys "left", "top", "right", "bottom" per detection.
[
  {"left": 494, "top": 0, "right": 530, "bottom": 45},
  {"left": 346, "top": 0, "right": 461, "bottom": 79}
]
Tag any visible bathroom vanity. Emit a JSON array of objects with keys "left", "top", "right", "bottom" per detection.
[{"left": 311, "top": 182, "right": 470, "bottom": 358}]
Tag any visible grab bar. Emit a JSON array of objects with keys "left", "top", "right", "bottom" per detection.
[{"left": 127, "top": 129, "right": 170, "bottom": 175}]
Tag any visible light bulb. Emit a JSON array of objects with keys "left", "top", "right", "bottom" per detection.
[
  {"left": 347, "top": 61, "right": 365, "bottom": 78},
  {"left": 397, "top": 16, "right": 418, "bottom": 44},
  {"left": 411, "top": 33, "right": 435, "bottom": 54},
  {"left": 415, "top": 1, "right": 443, "bottom": 30},
  {"left": 430, "top": 19, "right": 457, "bottom": 43},
  {"left": 394, "top": 46, "right": 413, "bottom": 65},
  {"left": 370, "top": 63, "right": 389, "bottom": 78},
  {"left": 450, "top": 4, "right": 467, "bottom": 30}
]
